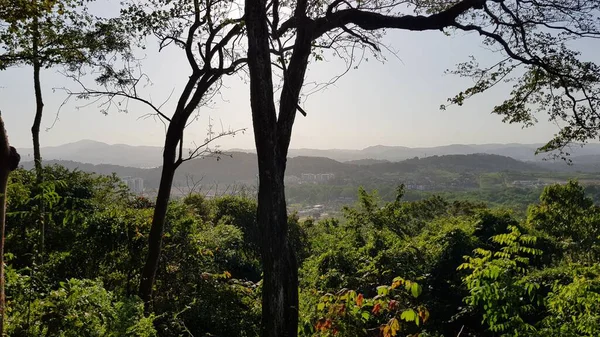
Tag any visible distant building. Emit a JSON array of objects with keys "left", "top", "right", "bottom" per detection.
[
  {"left": 285, "top": 175, "right": 301, "bottom": 184},
  {"left": 511, "top": 180, "right": 552, "bottom": 188},
  {"left": 298, "top": 204, "right": 326, "bottom": 219},
  {"left": 300, "top": 173, "right": 335, "bottom": 183},
  {"left": 122, "top": 176, "right": 145, "bottom": 193}
]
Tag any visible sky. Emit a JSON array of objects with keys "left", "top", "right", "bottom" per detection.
[{"left": 0, "top": 5, "right": 581, "bottom": 151}]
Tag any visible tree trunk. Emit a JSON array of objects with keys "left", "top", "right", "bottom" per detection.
[
  {"left": 257, "top": 158, "right": 299, "bottom": 337},
  {"left": 245, "top": 1, "right": 299, "bottom": 335},
  {"left": 32, "top": 8, "right": 43, "bottom": 181},
  {"left": 136, "top": 36, "right": 220, "bottom": 309},
  {"left": 0, "top": 164, "right": 7, "bottom": 336},
  {"left": 32, "top": 60, "right": 43, "bottom": 180},
  {"left": 138, "top": 129, "right": 179, "bottom": 309},
  {"left": 32, "top": 59, "right": 46, "bottom": 262},
  {"left": 0, "top": 115, "right": 20, "bottom": 335}
]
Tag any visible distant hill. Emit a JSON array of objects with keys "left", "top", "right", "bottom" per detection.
[
  {"left": 21, "top": 152, "right": 550, "bottom": 190},
  {"left": 19, "top": 140, "right": 600, "bottom": 168},
  {"left": 345, "top": 159, "right": 391, "bottom": 165},
  {"left": 365, "top": 154, "right": 543, "bottom": 175},
  {"left": 536, "top": 155, "right": 600, "bottom": 173},
  {"left": 17, "top": 140, "right": 164, "bottom": 168},
  {"left": 233, "top": 143, "right": 600, "bottom": 162}
]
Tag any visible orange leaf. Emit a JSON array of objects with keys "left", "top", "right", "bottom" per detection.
[
  {"left": 391, "top": 278, "right": 403, "bottom": 289},
  {"left": 372, "top": 303, "right": 382, "bottom": 315},
  {"left": 418, "top": 307, "right": 430, "bottom": 323},
  {"left": 356, "top": 293, "right": 364, "bottom": 307},
  {"left": 382, "top": 325, "right": 392, "bottom": 337}
]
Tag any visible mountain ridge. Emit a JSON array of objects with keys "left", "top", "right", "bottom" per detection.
[
  {"left": 16, "top": 139, "right": 600, "bottom": 168},
  {"left": 19, "top": 152, "right": 547, "bottom": 191}
]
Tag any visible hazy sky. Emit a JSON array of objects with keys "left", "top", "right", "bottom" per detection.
[{"left": 0, "top": 5, "right": 588, "bottom": 151}]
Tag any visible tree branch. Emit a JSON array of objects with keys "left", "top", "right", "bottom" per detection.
[{"left": 277, "top": 0, "right": 485, "bottom": 39}]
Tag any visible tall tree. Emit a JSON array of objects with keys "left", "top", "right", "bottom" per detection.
[
  {"left": 0, "top": 0, "right": 129, "bottom": 178},
  {"left": 0, "top": 113, "right": 20, "bottom": 334},
  {"left": 65, "top": 0, "right": 246, "bottom": 307},
  {"left": 243, "top": 0, "right": 600, "bottom": 336}
]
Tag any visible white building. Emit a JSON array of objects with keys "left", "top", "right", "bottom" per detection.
[
  {"left": 300, "top": 173, "right": 335, "bottom": 183},
  {"left": 122, "top": 177, "right": 145, "bottom": 193}
]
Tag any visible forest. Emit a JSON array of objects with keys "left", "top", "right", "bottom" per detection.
[
  {"left": 2, "top": 166, "right": 600, "bottom": 336},
  {"left": 2, "top": 0, "right": 600, "bottom": 336}
]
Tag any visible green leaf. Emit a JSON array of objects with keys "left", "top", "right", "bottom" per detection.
[
  {"left": 377, "top": 286, "right": 389, "bottom": 296},
  {"left": 411, "top": 283, "right": 422, "bottom": 298},
  {"left": 400, "top": 309, "right": 417, "bottom": 322}
]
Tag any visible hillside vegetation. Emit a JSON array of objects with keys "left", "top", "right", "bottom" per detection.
[
  {"left": 4, "top": 165, "right": 600, "bottom": 336},
  {"left": 20, "top": 153, "right": 548, "bottom": 188}
]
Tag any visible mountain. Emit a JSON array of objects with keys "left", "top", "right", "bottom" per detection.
[
  {"left": 21, "top": 152, "right": 548, "bottom": 191},
  {"left": 19, "top": 140, "right": 600, "bottom": 168},
  {"left": 364, "top": 154, "right": 542, "bottom": 175},
  {"left": 345, "top": 159, "right": 391, "bottom": 165},
  {"left": 17, "top": 140, "right": 164, "bottom": 168},
  {"left": 237, "top": 143, "right": 600, "bottom": 162},
  {"left": 535, "top": 155, "right": 600, "bottom": 173}
]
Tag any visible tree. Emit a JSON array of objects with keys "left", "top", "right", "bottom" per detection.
[
  {"left": 527, "top": 181, "right": 600, "bottom": 262},
  {"left": 0, "top": 113, "right": 20, "bottom": 333},
  {"left": 65, "top": 0, "right": 246, "bottom": 307},
  {"left": 459, "top": 226, "right": 542, "bottom": 336},
  {"left": 443, "top": 1, "right": 600, "bottom": 159},
  {"left": 243, "top": 0, "right": 600, "bottom": 335},
  {"left": 0, "top": 0, "right": 130, "bottom": 179}
]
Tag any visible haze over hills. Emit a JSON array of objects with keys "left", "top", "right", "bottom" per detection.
[
  {"left": 255, "top": 143, "right": 600, "bottom": 162},
  {"left": 20, "top": 151, "right": 547, "bottom": 191},
  {"left": 16, "top": 139, "right": 600, "bottom": 168},
  {"left": 17, "top": 140, "right": 165, "bottom": 168},
  {"left": 20, "top": 140, "right": 600, "bottom": 197}
]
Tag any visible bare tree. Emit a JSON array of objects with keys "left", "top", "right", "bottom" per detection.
[
  {"left": 0, "top": 113, "right": 20, "bottom": 334},
  {"left": 243, "top": 0, "right": 600, "bottom": 336},
  {"left": 174, "top": 173, "right": 206, "bottom": 198},
  {"left": 65, "top": 0, "right": 246, "bottom": 308}
]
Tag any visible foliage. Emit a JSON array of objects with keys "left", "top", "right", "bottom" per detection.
[
  {"left": 305, "top": 277, "right": 427, "bottom": 337},
  {"left": 540, "top": 265, "right": 600, "bottom": 336},
  {"left": 4, "top": 167, "right": 600, "bottom": 336},
  {"left": 527, "top": 180, "right": 600, "bottom": 262},
  {"left": 6, "top": 276, "right": 155, "bottom": 337},
  {"left": 0, "top": 0, "right": 129, "bottom": 70},
  {"left": 459, "top": 226, "right": 543, "bottom": 335}
]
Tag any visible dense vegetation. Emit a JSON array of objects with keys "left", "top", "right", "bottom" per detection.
[{"left": 4, "top": 165, "right": 599, "bottom": 336}]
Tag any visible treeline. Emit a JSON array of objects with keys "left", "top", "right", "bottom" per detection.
[
  {"left": 3, "top": 165, "right": 599, "bottom": 336},
  {"left": 19, "top": 152, "right": 557, "bottom": 190},
  {"left": 286, "top": 183, "right": 542, "bottom": 211}
]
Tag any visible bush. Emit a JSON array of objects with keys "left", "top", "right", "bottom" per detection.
[{"left": 6, "top": 277, "right": 156, "bottom": 337}]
